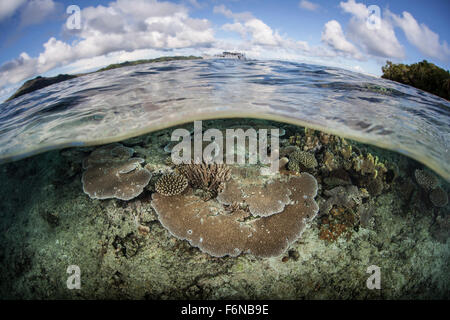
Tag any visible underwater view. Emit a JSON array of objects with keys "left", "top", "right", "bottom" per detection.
[
  {"left": 0, "top": 0, "right": 449, "bottom": 307},
  {"left": 0, "top": 58, "right": 448, "bottom": 300}
]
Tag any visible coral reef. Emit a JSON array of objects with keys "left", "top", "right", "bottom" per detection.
[
  {"left": 429, "top": 187, "right": 448, "bottom": 207},
  {"left": 1, "top": 118, "right": 449, "bottom": 300},
  {"left": 155, "top": 173, "right": 188, "bottom": 196},
  {"left": 217, "top": 179, "right": 292, "bottom": 217},
  {"left": 352, "top": 153, "right": 387, "bottom": 179},
  {"left": 320, "top": 185, "right": 369, "bottom": 215},
  {"left": 367, "top": 178, "right": 384, "bottom": 196},
  {"left": 415, "top": 169, "right": 439, "bottom": 190},
  {"left": 177, "top": 163, "right": 232, "bottom": 199},
  {"left": 81, "top": 144, "right": 152, "bottom": 200},
  {"left": 287, "top": 150, "right": 317, "bottom": 172},
  {"left": 82, "top": 143, "right": 134, "bottom": 169},
  {"left": 151, "top": 173, "right": 319, "bottom": 258},
  {"left": 319, "top": 206, "right": 357, "bottom": 242}
]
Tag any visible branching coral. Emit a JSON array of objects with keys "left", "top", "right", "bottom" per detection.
[
  {"left": 177, "top": 163, "right": 232, "bottom": 199},
  {"left": 352, "top": 153, "right": 386, "bottom": 179},
  {"left": 151, "top": 173, "right": 319, "bottom": 258},
  {"left": 81, "top": 144, "right": 151, "bottom": 200}
]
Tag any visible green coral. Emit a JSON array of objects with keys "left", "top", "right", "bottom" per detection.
[{"left": 287, "top": 150, "right": 317, "bottom": 172}]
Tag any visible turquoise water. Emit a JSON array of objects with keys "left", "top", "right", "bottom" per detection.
[{"left": 0, "top": 59, "right": 449, "bottom": 180}]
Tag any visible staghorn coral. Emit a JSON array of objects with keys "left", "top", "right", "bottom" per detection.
[
  {"left": 155, "top": 173, "right": 188, "bottom": 196},
  {"left": 177, "top": 162, "right": 232, "bottom": 199},
  {"left": 287, "top": 150, "right": 317, "bottom": 173},
  {"left": 151, "top": 173, "right": 319, "bottom": 258},
  {"left": 414, "top": 169, "right": 438, "bottom": 190},
  {"left": 429, "top": 187, "right": 448, "bottom": 207},
  {"left": 81, "top": 144, "right": 151, "bottom": 201}
]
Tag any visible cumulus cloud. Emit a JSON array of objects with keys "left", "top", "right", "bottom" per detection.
[
  {"left": 0, "top": 52, "right": 37, "bottom": 85},
  {"left": 298, "top": 0, "right": 319, "bottom": 12},
  {"left": 0, "top": 0, "right": 215, "bottom": 88},
  {"left": 339, "top": 0, "right": 404, "bottom": 59},
  {"left": 389, "top": 11, "right": 450, "bottom": 62},
  {"left": 0, "top": 0, "right": 26, "bottom": 21},
  {"left": 215, "top": 5, "right": 302, "bottom": 49},
  {"left": 321, "top": 20, "right": 362, "bottom": 59}
]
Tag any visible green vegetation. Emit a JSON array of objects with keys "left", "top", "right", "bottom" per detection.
[
  {"left": 6, "top": 55, "right": 202, "bottom": 101},
  {"left": 6, "top": 74, "right": 77, "bottom": 102},
  {"left": 96, "top": 55, "right": 201, "bottom": 72},
  {"left": 381, "top": 60, "right": 450, "bottom": 100}
]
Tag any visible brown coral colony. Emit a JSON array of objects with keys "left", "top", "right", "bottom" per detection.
[{"left": 151, "top": 172, "right": 319, "bottom": 258}]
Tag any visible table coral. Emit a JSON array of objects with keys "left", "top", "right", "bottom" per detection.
[
  {"left": 81, "top": 144, "right": 151, "bottom": 201},
  {"left": 151, "top": 173, "right": 319, "bottom": 258}
]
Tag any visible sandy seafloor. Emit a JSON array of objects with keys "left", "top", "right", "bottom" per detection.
[{"left": 0, "top": 118, "right": 448, "bottom": 299}]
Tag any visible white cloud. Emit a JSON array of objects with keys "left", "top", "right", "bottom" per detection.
[
  {"left": 298, "top": 0, "right": 319, "bottom": 12},
  {"left": 19, "top": 0, "right": 60, "bottom": 27},
  {"left": 321, "top": 20, "right": 362, "bottom": 59},
  {"left": 213, "top": 4, "right": 253, "bottom": 22},
  {"left": 0, "top": 0, "right": 215, "bottom": 88},
  {"left": 339, "top": 0, "right": 404, "bottom": 59},
  {"left": 0, "top": 0, "right": 26, "bottom": 21},
  {"left": 389, "top": 11, "right": 450, "bottom": 62},
  {"left": 0, "top": 52, "right": 37, "bottom": 85},
  {"left": 340, "top": 0, "right": 367, "bottom": 19},
  {"left": 215, "top": 5, "right": 300, "bottom": 49}
]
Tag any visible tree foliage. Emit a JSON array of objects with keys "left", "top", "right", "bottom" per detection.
[{"left": 381, "top": 60, "right": 450, "bottom": 100}]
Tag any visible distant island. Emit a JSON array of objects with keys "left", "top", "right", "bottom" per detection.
[
  {"left": 6, "top": 55, "right": 202, "bottom": 102},
  {"left": 381, "top": 60, "right": 450, "bottom": 100}
]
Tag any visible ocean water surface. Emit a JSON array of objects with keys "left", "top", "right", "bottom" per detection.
[{"left": 0, "top": 59, "right": 449, "bottom": 180}]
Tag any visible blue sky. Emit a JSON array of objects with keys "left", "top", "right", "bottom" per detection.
[{"left": 0, "top": 0, "right": 449, "bottom": 102}]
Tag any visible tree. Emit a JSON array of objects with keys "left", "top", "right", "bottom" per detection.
[{"left": 381, "top": 60, "right": 450, "bottom": 100}]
